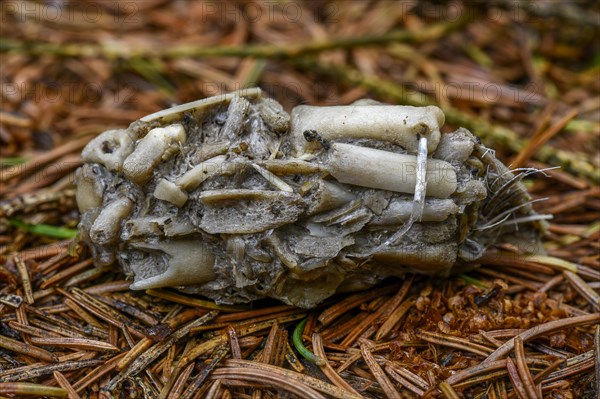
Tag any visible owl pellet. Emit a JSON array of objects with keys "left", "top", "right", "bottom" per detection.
[{"left": 75, "top": 88, "right": 549, "bottom": 308}]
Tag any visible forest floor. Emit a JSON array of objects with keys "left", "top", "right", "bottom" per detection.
[{"left": 0, "top": 1, "right": 599, "bottom": 398}]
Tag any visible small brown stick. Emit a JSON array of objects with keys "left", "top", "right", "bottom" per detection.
[
  {"left": 53, "top": 371, "right": 82, "bottom": 399},
  {"left": 312, "top": 333, "right": 362, "bottom": 397},
  {"left": 360, "top": 342, "right": 401, "bottom": 398},
  {"left": 340, "top": 307, "right": 383, "bottom": 347},
  {"left": 0, "top": 333, "right": 57, "bottom": 363},
  {"left": 0, "top": 382, "right": 68, "bottom": 398},
  {"left": 94, "top": 295, "right": 160, "bottom": 326},
  {"left": 215, "top": 304, "right": 294, "bottom": 323},
  {"left": 416, "top": 329, "right": 493, "bottom": 358},
  {"left": 210, "top": 367, "right": 326, "bottom": 399},
  {"left": 29, "top": 337, "right": 119, "bottom": 352},
  {"left": 452, "top": 370, "right": 509, "bottom": 390},
  {"left": 485, "top": 313, "right": 600, "bottom": 362},
  {"left": 146, "top": 288, "right": 248, "bottom": 312},
  {"left": 14, "top": 255, "right": 34, "bottom": 304},
  {"left": 513, "top": 336, "right": 540, "bottom": 399},
  {"left": 33, "top": 250, "right": 72, "bottom": 274},
  {"left": 506, "top": 358, "right": 528, "bottom": 399},
  {"left": 563, "top": 271, "right": 600, "bottom": 311}
]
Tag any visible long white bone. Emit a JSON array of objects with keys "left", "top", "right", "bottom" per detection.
[
  {"left": 291, "top": 104, "right": 444, "bottom": 155},
  {"left": 326, "top": 143, "right": 457, "bottom": 198}
]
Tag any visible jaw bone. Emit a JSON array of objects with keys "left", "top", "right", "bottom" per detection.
[{"left": 128, "top": 240, "right": 216, "bottom": 290}]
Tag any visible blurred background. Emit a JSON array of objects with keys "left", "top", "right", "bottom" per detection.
[
  {"left": 1, "top": 2, "right": 599, "bottom": 398},
  {"left": 1, "top": 1, "right": 599, "bottom": 179}
]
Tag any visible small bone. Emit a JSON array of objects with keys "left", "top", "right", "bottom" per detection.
[
  {"left": 123, "top": 124, "right": 186, "bottom": 186},
  {"left": 176, "top": 155, "right": 227, "bottom": 191},
  {"left": 370, "top": 198, "right": 459, "bottom": 225},
  {"left": 153, "top": 179, "right": 188, "bottom": 207},
  {"left": 372, "top": 136, "right": 430, "bottom": 251},
  {"left": 129, "top": 241, "right": 216, "bottom": 290},
  {"left": 90, "top": 197, "right": 133, "bottom": 245},
  {"left": 198, "top": 190, "right": 304, "bottom": 234},
  {"left": 326, "top": 143, "right": 457, "bottom": 198},
  {"left": 291, "top": 104, "right": 444, "bottom": 155},
  {"left": 81, "top": 129, "right": 134, "bottom": 171},
  {"left": 258, "top": 97, "right": 290, "bottom": 133},
  {"left": 75, "top": 165, "right": 105, "bottom": 212},
  {"left": 258, "top": 159, "right": 325, "bottom": 174},
  {"left": 306, "top": 180, "right": 356, "bottom": 216},
  {"left": 433, "top": 128, "right": 475, "bottom": 162},
  {"left": 140, "top": 87, "right": 262, "bottom": 123},
  {"left": 221, "top": 96, "right": 250, "bottom": 140},
  {"left": 251, "top": 163, "right": 294, "bottom": 192}
]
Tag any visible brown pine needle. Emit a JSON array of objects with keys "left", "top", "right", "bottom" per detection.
[
  {"left": 563, "top": 270, "right": 600, "bottom": 312},
  {"left": 375, "top": 297, "right": 415, "bottom": 340},
  {"left": 416, "top": 329, "right": 494, "bottom": 358},
  {"left": 360, "top": 342, "right": 401, "bottom": 398},
  {"left": 0, "top": 334, "right": 57, "bottom": 363},
  {"left": 224, "top": 359, "right": 361, "bottom": 399},
  {"left": 511, "top": 109, "right": 578, "bottom": 169},
  {"left": 312, "top": 333, "right": 362, "bottom": 397},
  {"left": 52, "top": 371, "right": 82, "bottom": 399},
  {"left": 438, "top": 381, "right": 461, "bottom": 399},
  {"left": 485, "top": 313, "right": 600, "bottom": 362},
  {"left": 506, "top": 358, "right": 528, "bottom": 399},
  {"left": 385, "top": 364, "right": 427, "bottom": 396},
  {"left": 29, "top": 337, "right": 119, "bottom": 352},
  {"left": 210, "top": 367, "right": 326, "bottom": 399},
  {"left": 0, "top": 382, "right": 68, "bottom": 398},
  {"left": 513, "top": 336, "right": 540, "bottom": 399},
  {"left": 14, "top": 255, "right": 34, "bottom": 304}
]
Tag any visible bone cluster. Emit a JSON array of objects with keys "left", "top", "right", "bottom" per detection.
[{"left": 76, "top": 89, "right": 545, "bottom": 308}]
